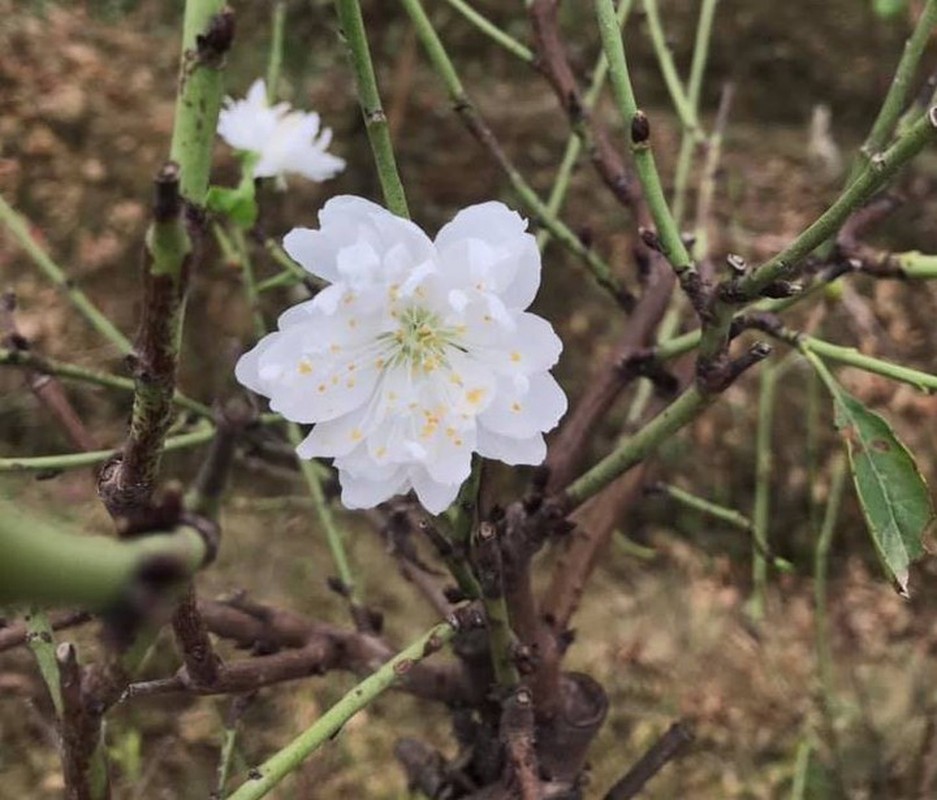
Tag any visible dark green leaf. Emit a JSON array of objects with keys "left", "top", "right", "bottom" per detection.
[{"left": 832, "top": 389, "right": 934, "bottom": 595}]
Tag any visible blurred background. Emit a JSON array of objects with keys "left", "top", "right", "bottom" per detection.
[{"left": 2, "top": 0, "right": 937, "bottom": 796}]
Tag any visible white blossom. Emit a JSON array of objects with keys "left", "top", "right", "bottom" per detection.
[
  {"left": 236, "top": 196, "right": 567, "bottom": 513},
  {"left": 217, "top": 79, "right": 346, "bottom": 183}
]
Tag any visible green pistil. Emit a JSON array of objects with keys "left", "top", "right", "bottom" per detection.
[{"left": 383, "top": 305, "right": 461, "bottom": 373}]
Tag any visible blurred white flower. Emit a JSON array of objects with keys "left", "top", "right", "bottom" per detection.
[
  {"left": 236, "top": 197, "right": 566, "bottom": 514},
  {"left": 217, "top": 79, "right": 345, "bottom": 183}
]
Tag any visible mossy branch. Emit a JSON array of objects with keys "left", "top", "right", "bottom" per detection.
[{"left": 0, "top": 499, "right": 211, "bottom": 611}]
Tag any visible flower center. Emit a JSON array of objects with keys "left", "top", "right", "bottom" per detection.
[{"left": 385, "top": 305, "right": 460, "bottom": 374}]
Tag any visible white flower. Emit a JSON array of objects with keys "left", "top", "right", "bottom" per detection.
[
  {"left": 236, "top": 196, "right": 567, "bottom": 514},
  {"left": 217, "top": 79, "right": 346, "bottom": 183}
]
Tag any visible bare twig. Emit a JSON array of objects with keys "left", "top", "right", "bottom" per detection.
[{"left": 603, "top": 720, "right": 695, "bottom": 800}]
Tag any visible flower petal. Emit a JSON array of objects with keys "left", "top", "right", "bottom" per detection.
[
  {"left": 479, "top": 372, "right": 567, "bottom": 438},
  {"left": 434, "top": 201, "right": 541, "bottom": 309},
  {"left": 409, "top": 467, "right": 461, "bottom": 514},
  {"left": 338, "top": 466, "right": 409, "bottom": 509},
  {"left": 476, "top": 429, "right": 547, "bottom": 465}
]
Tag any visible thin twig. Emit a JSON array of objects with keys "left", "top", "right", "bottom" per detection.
[{"left": 402, "top": 0, "right": 634, "bottom": 308}]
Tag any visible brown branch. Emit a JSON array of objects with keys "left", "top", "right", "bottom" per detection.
[
  {"left": 543, "top": 466, "right": 648, "bottom": 635},
  {"left": 528, "top": 0, "right": 640, "bottom": 211},
  {"left": 835, "top": 193, "right": 906, "bottom": 276},
  {"left": 57, "top": 642, "right": 110, "bottom": 800},
  {"left": 500, "top": 687, "right": 541, "bottom": 800},
  {"left": 544, "top": 265, "right": 675, "bottom": 494},
  {"left": 365, "top": 507, "right": 455, "bottom": 618},
  {"left": 171, "top": 588, "right": 222, "bottom": 688},
  {"left": 603, "top": 720, "right": 695, "bottom": 800},
  {"left": 195, "top": 597, "right": 474, "bottom": 706},
  {"left": 1, "top": 292, "right": 98, "bottom": 453},
  {"left": 98, "top": 163, "right": 199, "bottom": 522}
]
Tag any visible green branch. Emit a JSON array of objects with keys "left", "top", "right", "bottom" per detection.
[
  {"left": 0, "top": 425, "right": 216, "bottom": 473},
  {"left": 850, "top": 0, "right": 937, "bottom": 181},
  {"left": 671, "top": 0, "right": 719, "bottom": 225},
  {"left": 654, "top": 482, "right": 752, "bottom": 531},
  {"left": 749, "top": 358, "right": 780, "bottom": 621},
  {"left": 0, "top": 346, "right": 210, "bottom": 416},
  {"left": 595, "top": 0, "right": 693, "bottom": 277},
  {"left": 642, "top": 0, "right": 703, "bottom": 140},
  {"left": 744, "top": 110, "right": 937, "bottom": 298},
  {"left": 0, "top": 499, "right": 208, "bottom": 610},
  {"left": 898, "top": 250, "right": 937, "bottom": 278},
  {"left": 760, "top": 320, "right": 937, "bottom": 392},
  {"left": 335, "top": 0, "right": 410, "bottom": 217},
  {"left": 226, "top": 620, "right": 457, "bottom": 800},
  {"left": 25, "top": 609, "right": 64, "bottom": 716},
  {"left": 170, "top": 0, "right": 229, "bottom": 205},
  {"left": 442, "top": 0, "right": 534, "bottom": 63},
  {"left": 698, "top": 110, "right": 937, "bottom": 367},
  {"left": 266, "top": 1, "right": 287, "bottom": 101},
  {"left": 0, "top": 194, "right": 132, "bottom": 354},
  {"left": 564, "top": 386, "right": 713, "bottom": 508}
]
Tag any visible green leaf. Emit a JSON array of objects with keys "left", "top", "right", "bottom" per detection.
[
  {"left": 206, "top": 186, "right": 258, "bottom": 229},
  {"left": 872, "top": 0, "right": 907, "bottom": 19},
  {"left": 832, "top": 389, "right": 934, "bottom": 595}
]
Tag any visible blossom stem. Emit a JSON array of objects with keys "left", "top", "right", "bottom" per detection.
[
  {"left": 440, "top": 0, "right": 535, "bottom": 63},
  {"left": 401, "top": 0, "right": 632, "bottom": 307},
  {"left": 266, "top": 1, "right": 287, "bottom": 103},
  {"left": 231, "top": 225, "right": 267, "bottom": 337},
  {"left": 226, "top": 620, "right": 457, "bottom": 800},
  {"left": 334, "top": 0, "right": 410, "bottom": 218},
  {"left": 0, "top": 193, "right": 132, "bottom": 354},
  {"left": 472, "top": 523, "right": 520, "bottom": 688},
  {"left": 595, "top": 0, "right": 694, "bottom": 281},
  {"left": 440, "top": 458, "right": 483, "bottom": 600},
  {"left": 286, "top": 422, "right": 362, "bottom": 611},
  {"left": 563, "top": 385, "right": 713, "bottom": 509},
  {"left": 537, "top": 0, "right": 635, "bottom": 253}
]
